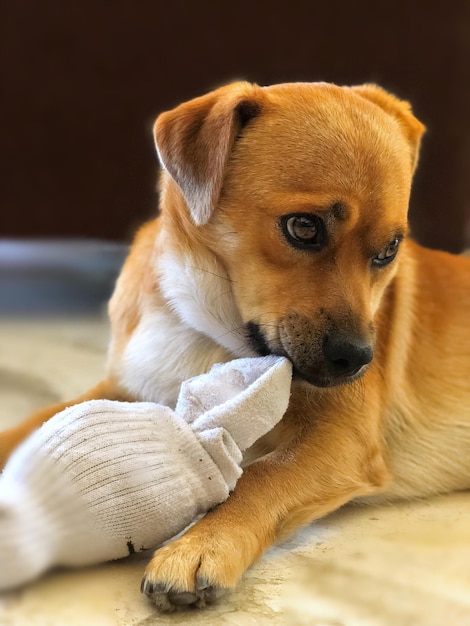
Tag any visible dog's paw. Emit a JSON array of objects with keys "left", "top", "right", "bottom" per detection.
[
  {"left": 140, "top": 576, "right": 226, "bottom": 612},
  {"left": 140, "top": 534, "right": 239, "bottom": 612}
]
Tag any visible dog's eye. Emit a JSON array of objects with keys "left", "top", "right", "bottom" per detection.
[
  {"left": 280, "top": 214, "right": 325, "bottom": 249},
  {"left": 372, "top": 238, "right": 400, "bottom": 267}
]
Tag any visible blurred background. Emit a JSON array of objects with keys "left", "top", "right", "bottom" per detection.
[
  {"left": 1, "top": 0, "right": 469, "bottom": 313},
  {"left": 1, "top": 6, "right": 469, "bottom": 619}
]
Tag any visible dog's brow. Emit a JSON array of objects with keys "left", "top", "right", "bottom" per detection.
[
  {"left": 270, "top": 193, "right": 349, "bottom": 218},
  {"left": 331, "top": 202, "right": 349, "bottom": 221},
  {"left": 392, "top": 226, "right": 408, "bottom": 240}
]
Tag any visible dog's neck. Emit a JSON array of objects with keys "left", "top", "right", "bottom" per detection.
[{"left": 157, "top": 234, "right": 252, "bottom": 358}]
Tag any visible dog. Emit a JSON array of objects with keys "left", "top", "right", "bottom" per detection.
[{"left": 1, "top": 81, "right": 469, "bottom": 611}]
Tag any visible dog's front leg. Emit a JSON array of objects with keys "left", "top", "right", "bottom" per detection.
[{"left": 141, "top": 413, "right": 389, "bottom": 612}]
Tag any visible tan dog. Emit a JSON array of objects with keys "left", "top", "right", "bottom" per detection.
[{"left": 1, "top": 82, "right": 470, "bottom": 611}]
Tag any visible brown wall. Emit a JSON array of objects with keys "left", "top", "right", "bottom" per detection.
[{"left": 2, "top": 1, "right": 469, "bottom": 251}]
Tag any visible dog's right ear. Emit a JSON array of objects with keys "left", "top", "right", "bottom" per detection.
[{"left": 154, "top": 82, "right": 264, "bottom": 225}]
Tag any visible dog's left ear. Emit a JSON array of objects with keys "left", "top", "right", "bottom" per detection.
[
  {"left": 154, "top": 82, "right": 265, "bottom": 225},
  {"left": 351, "top": 84, "right": 426, "bottom": 174}
]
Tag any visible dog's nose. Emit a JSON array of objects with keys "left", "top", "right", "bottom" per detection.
[{"left": 323, "top": 334, "right": 373, "bottom": 378}]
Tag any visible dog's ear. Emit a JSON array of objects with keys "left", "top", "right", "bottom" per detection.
[
  {"left": 351, "top": 84, "right": 426, "bottom": 173},
  {"left": 154, "top": 82, "right": 264, "bottom": 225}
]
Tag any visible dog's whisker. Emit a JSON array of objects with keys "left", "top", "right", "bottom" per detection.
[
  {"left": 213, "top": 325, "right": 251, "bottom": 343},
  {"left": 208, "top": 290, "right": 237, "bottom": 306},
  {"left": 187, "top": 266, "right": 234, "bottom": 282}
]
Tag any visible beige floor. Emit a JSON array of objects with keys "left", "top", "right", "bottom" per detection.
[{"left": 1, "top": 316, "right": 470, "bottom": 626}]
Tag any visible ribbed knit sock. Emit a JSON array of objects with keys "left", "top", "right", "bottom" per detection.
[{"left": 0, "top": 355, "right": 292, "bottom": 590}]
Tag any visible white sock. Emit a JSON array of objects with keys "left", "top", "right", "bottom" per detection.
[{"left": 0, "top": 355, "right": 292, "bottom": 590}]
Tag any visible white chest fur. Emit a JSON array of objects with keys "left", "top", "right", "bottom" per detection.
[
  {"left": 110, "top": 248, "right": 254, "bottom": 407},
  {"left": 117, "top": 308, "right": 234, "bottom": 407}
]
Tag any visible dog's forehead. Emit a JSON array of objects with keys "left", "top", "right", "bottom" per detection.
[
  {"left": 261, "top": 82, "right": 397, "bottom": 138},
  {"left": 228, "top": 83, "right": 412, "bottom": 208}
]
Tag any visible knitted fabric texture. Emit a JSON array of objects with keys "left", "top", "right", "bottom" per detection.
[{"left": 0, "top": 355, "right": 292, "bottom": 590}]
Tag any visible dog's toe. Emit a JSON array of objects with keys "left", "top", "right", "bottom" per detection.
[
  {"left": 141, "top": 573, "right": 226, "bottom": 612},
  {"left": 140, "top": 529, "right": 244, "bottom": 611},
  {"left": 167, "top": 591, "right": 199, "bottom": 605}
]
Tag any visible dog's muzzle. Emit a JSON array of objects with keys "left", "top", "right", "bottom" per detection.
[{"left": 246, "top": 320, "right": 373, "bottom": 388}]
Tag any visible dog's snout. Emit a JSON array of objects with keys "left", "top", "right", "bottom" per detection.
[{"left": 323, "top": 335, "right": 373, "bottom": 378}]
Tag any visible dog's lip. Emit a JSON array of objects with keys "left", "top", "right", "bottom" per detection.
[
  {"left": 292, "top": 367, "right": 335, "bottom": 388},
  {"left": 245, "top": 321, "right": 273, "bottom": 357},
  {"left": 292, "top": 364, "right": 368, "bottom": 388}
]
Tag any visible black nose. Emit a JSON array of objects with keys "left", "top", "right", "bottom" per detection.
[{"left": 323, "top": 334, "right": 373, "bottom": 378}]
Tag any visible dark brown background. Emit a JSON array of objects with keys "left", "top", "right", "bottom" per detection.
[{"left": 2, "top": 1, "right": 469, "bottom": 252}]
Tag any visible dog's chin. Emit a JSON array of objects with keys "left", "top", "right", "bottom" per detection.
[{"left": 292, "top": 366, "right": 367, "bottom": 388}]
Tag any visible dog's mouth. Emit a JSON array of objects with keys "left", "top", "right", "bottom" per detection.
[
  {"left": 246, "top": 321, "right": 372, "bottom": 388},
  {"left": 246, "top": 321, "right": 273, "bottom": 357},
  {"left": 290, "top": 364, "right": 367, "bottom": 388}
]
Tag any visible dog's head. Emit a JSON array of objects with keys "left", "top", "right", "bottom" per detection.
[{"left": 155, "top": 81, "right": 425, "bottom": 387}]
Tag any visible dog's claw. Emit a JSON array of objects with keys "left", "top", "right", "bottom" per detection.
[
  {"left": 196, "top": 575, "right": 210, "bottom": 590},
  {"left": 140, "top": 578, "right": 151, "bottom": 595},
  {"left": 141, "top": 578, "right": 167, "bottom": 596},
  {"left": 141, "top": 573, "right": 226, "bottom": 611}
]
